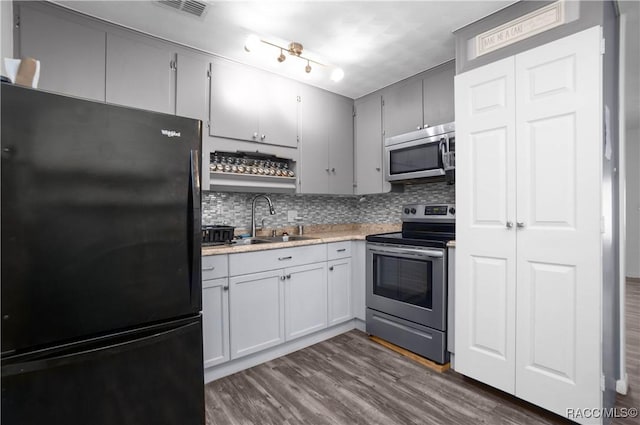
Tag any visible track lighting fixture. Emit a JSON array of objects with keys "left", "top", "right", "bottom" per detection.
[{"left": 244, "top": 35, "right": 344, "bottom": 82}]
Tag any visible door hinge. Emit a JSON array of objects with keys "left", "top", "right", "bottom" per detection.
[
  {"left": 170, "top": 60, "right": 177, "bottom": 71},
  {"left": 601, "top": 374, "right": 606, "bottom": 391},
  {"left": 382, "top": 99, "right": 385, "bottom": 107},
  {"left": 353, "top": 107, "right": 356, "bottom": 117},
  {"left": 207, "top": 69, "right": 211, "bottom": 79},
  {"left": 601, "top": 38, "right": 606, "bottom": 55},
  {"left": 601, "top": 216, "right": 606, "bottom": 234},
  {"left": 14, "top": 14, "right": 20, "bottom": 29},
  {"left": 206, "top": 121, "right": 211, "bottom": 129},
  {"left": 353, "top": 183, "right": 358, "bottom": 188},
  {"left": 382, "top": 130, "right": 386, "bottom": 136}
]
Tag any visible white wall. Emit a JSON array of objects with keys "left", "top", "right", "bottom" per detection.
[
  {"left": 0, "top": 0, "right": 14, "bottom": 75},
  {"left": 622, "top": 1, "right": 640, "bottom": 278}
]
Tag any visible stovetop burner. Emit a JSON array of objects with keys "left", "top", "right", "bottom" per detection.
[{"left": 366, "top": 203, "right": 455, "bottom": 247}]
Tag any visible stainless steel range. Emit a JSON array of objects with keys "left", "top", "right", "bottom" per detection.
[{"left": 365, "top": 204, "right": 455, "bottom": 364}]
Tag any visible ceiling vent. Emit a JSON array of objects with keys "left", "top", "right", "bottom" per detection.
[{"left": 157, "top": 0, "right": 209, "bottom": 18}]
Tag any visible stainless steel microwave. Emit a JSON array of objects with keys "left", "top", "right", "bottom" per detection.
[{"left": 384, "top": 122, "right": 455, "bottom": 182}]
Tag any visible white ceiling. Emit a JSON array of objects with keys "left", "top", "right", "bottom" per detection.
[{"left": 54, "top": 0, "right": 514, "bottom": 98}]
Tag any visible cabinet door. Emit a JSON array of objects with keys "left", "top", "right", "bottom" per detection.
[
  {"left": 328, "top": 258, "right": 352, "bottom": 326},
  {"left": 18, "top": 5, "right": 106, "bottom": 101},
  {"left": 106, "top": 32, "right": 174, "bottom": 114},
  {"left": 423, "top": 61, "right": 455, "bottom": 126},
  {"left": 354, "top": 95, "right": 384, "bottom": 195},
  {"left": 229, "top": 270, "right": 284, "bottom": 359},
  {"left": 284, "top": 262, "right": 327, "bottom": 340},
  {"left": 202, "top": 278, "right": 229, "bottom": 368},
  {"left": 259, "top": 73, "right": 298, "bottom": 148},
  {"left": 383, "top": 78, "right": 423, "bottom": 137},
  {"left": 454, "top": 56, "right": 517, "bottom": 395},
  {"left": 329, "top": 96, "right": 354, "bottom": 195},
  {"left": 514, "top": 27, "right": 602, "bottom": 418},
  {"left": 176, "top": 52, "right": 209, "bottom": 121},
  {"left": 299, "top": 86, "right": 329, "bottom": 193},
  {"left": 351, "top": 241, "right": 366, "bottom": 321},
  {"left": 209, "top": 58, "right": 259, "bottom": 140}
]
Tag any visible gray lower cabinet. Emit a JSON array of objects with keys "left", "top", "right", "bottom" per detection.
[
  {"left": 328, "top": 257, "right": 352, "bottom": 326},
  {"left": 209, "top": 58, "right": 298, "bottom": 148},
  {"left": 284, "top": 262, "right": 328, "bottom": 340},
  {"left": 202, "top": 277, "right": 230, "bottom": 368},
  {"left": 106, "top": 32, "right": 174, "bottom": 114},
  {"left": 351, "top": 241, "right": 367, "bottom": 321},
  {"left": 229, "top": 269, "right": 285, "bottom": 360},
  {"left": 16, "top": 3, "right": 106, "bottom": 102},
  {"left": 354, "top": 95, "right": 385, "bottom": 194},
  {"left": 299, "top": 85, "right": 353, "bottom": 194}
]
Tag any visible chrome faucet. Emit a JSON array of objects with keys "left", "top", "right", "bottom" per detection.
[{"left": 251, "top": 195, "right": 276, "bottom": 237}]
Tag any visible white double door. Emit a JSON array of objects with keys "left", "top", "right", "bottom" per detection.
[{"left": 455, "top": 26, "right": 603, "bottom": 422}]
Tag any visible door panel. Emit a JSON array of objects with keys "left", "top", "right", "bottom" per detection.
[
  {"left": 285, "top": 263, "right": 328, "bottom": 340},
  {"left": 328, "top": 258, "right": 352, "bottom": 325},
  {"left": 329, "top": 96, "right": 355, "bottom": 195},
  {"left": 299, "top": 86, "right": 329, "bottom": 193},
  {"left": 176, "top": 53, "right": 209, "bottom": 121},
  {"left": 229, "top": 270, "right": 284, "bottom": 359},
  {"left": 354, "top": 96, "right": 383, "bottom": 194},
  {"left": 202, "top": 278, "right": 229, "bottom": 368},
  {"left": 454, "top": 57, "right": 517, "bottom": 394},
  {"left": 384, "top": 78, "right": 423, "bottom": 137},
  {"left": 260, "top": 74, "right": 298, "bottom": 148},
  {"left": 1, "top": 317, "right": 204, "bottom": 425},
  {"left": 514, "top": 26, "right": 602, "bottom": 417},
  {"left": 106, "top": 33, "right": 174, "bottom": 114}
]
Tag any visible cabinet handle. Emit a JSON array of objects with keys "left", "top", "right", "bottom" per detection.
[
  {"left": 424, "top": 124, "right": 429, "bottom": 129},
  {"left": 280, "top": 275, "right": 286, "bottom": 281},
  {"left": 336, "top": 248, "right": 346, "bottom": 252},
  {"left": 375, "top": 167, "right": 381, "bottom": 172},
  {"left": 252, "top": 132, "right": 258, "bottom": 139},
  {"left": 286, "top": 274, "right": 291, "bottom": 279},
  {"left": 516, "top": 222, "right": 525, "bottom": 228},
  {"left": 416, "top": 125, "right": 421, "bottom": 130},
  {"left": 202, "top": 266, "right": 215, "bottom": 271},
  {"left": 278, "top": 256, "right": 292, "bottom": 261},
  {"left": 505, "top": 221, "right": 513, "bottom": 229},
  {"left": 223, "top": 286, "right": 229, "bottom": 291},
  {"left": 331, "top": 168, "right": 336, "bottom": 173},
  {"left": 325, "top": 168, "right": 330, "bottom": 173},
  {"left": 329, "top": 266, "right": 334, "bottom": 271},
  {"left": 261, "top": 134, "right": 266, "bottom": 140}
]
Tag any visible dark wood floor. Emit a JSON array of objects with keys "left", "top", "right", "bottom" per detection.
[{"left": 205, "top": 281, "right": 639, "bottom": 425}]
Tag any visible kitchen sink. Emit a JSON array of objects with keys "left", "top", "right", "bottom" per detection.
[
  {"left": 259, "top": 235, "right": 318, "bottom": 243},
  {"left": 231, "top": 238, "right": 273, "bottom": 245}
]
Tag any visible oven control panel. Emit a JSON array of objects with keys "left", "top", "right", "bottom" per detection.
[{"left": 402, "top": 203, "right": 456, "bottom": 222}]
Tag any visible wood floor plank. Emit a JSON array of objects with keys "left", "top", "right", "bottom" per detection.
[{"left": 205, "top": 280, "right": 640, "bottom": 425}]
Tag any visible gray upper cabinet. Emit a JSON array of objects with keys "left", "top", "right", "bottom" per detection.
[
  {"left": 383, "top": 78, "right": 423, "bottom": 138},
  {"left": 422, "top": 61, "right": 455, "bottom": 126},
  {"left": 106, "top": 32, "right": 174, "bottom": 114},
  {"left": 176, "top": 52, "right": 210, "bottom": 121},
  {"left": 382, "top": 60, "right": 455, "bottom": 138},
  {"left": 354, "top": 95, "right": 384, "bottom": 195},
  {"left": 299, "top": 86, "right": 353, "bottom": 195},
  {"left": 209, "top": 58, "right": 298, "bottom": 148},
  {"left": 16, "top": 4, "right": 106, "bottom": 102},
  {"left": 329, "top": 96, "right": 354, "bottom": 195}
]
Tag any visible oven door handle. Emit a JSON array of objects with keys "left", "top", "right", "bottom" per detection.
[{"left": 369, "top": 248, "right": 443, "bottom": 259}]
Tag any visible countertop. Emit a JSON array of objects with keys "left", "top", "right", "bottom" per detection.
[{"left": 202, "top": 223, "right": 401, "bottom": 256}]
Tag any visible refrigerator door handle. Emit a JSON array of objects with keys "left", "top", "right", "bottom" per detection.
[
  {"left": 189, "top": 149, "right": 202, "bottom": 308},
  {"left": 1, "top": 320, "right": 200, "bottom": 377}
]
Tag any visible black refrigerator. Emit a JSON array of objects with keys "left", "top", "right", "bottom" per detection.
[{"left": 1, "top": 84, "right": 205, "bottom": 425}]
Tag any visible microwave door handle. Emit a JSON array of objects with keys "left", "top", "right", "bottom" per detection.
[{"left": 438, "top": 138, "right": 447, "bottom": 169}]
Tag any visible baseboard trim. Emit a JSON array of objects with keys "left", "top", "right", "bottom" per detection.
[
  {"left": 204, "top": 319, "right": 358, "bottom": 383},
  {"left": 616, "top": 374, "right": 629, "bottom": 395}
]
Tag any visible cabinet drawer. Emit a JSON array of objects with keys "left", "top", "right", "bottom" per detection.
[
  {"left": 202, "top": 255, "right": 228, "bottom": 280},
  {"left": 327, "top": 241, "right": 351, "bottom": 260},
  {"left": 229, "top": 244, "right": 326, "bottom": 276}
]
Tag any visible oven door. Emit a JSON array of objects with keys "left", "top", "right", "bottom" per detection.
[
  {"left": 366, "top": 243, "right": 446, "bottom": 330},
  {"left": 385, "top": 134, "right": 447, "bottom": 182}
]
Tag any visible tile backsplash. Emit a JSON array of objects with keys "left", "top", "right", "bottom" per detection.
[{"left": 202, "top": 182, "right": 455, "bottom": 231}]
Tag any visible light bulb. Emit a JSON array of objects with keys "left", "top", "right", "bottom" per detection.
[
  {"left": 244, "top": 34, "right": 260, "bottom": 52},
  {"left": 330, "top": 68, "right": 344, "bottom": 82}
]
